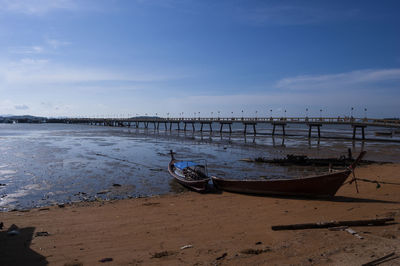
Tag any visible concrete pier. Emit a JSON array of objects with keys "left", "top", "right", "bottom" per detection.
[
  {"left": 352, "top": 124, "right": 367, "bottom": 140},
  {"left": 219, "top": 122, "right": 232, "bottom": 133},
  {"left": 307, "top": 123, "right": 322, "bottom": 138},
  {"left": 200, "top": 122, "right": 212, "bottom": 132},
  {"left": 272, "top": 121, "right": 286, "bottom": 136},
  {"left": 243, "top": 122, "right": 257, "bottom": 135},
  {"left": 49, "top": 116, "right": 400, "bottom": 141}
]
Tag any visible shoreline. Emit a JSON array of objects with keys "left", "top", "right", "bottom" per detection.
[{"left": 1, "top": 163, "right": 400, "bottom": 265}]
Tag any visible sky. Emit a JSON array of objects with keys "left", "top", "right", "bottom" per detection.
[{"left": 0, "top": 0, "right": 399, "bottom": 118}]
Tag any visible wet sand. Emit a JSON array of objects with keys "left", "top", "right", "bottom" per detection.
[{"left": 1, "top": 163, "right": 400, "bottom": 266}]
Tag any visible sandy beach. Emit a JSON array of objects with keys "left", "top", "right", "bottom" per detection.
[{"left": 1, "top": 163, "right": 400, "bottom": 266}]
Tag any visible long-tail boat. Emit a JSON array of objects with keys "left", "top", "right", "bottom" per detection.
[
  {"left": 168, "top": 150, "right": 210, "bottom": 192},
  {"left": 212, "top": 151, "right": 366, "bottom": 197}
]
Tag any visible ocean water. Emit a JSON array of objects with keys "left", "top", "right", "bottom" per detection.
[{"left": 0, "top": 123, "right": 399, "bottom": 211}]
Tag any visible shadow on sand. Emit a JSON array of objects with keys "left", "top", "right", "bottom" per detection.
[
  {"left": 0, "top": 224, "right": 48, "bottom": 266},
  {"left": 213, "top": 190, "right": 399, "bottom": 204},
  {"left": 169, "top": 179, "right": 222, "bottom": 194},
  {"left": 328, "top": 195, "right": 400, "bottom": 204}
]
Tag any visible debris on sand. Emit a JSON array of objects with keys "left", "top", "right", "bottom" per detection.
[
  {"left": 180, "top": 244, "right": 193, "bottom": 250},
  {"left": 344, "top": 228, "right": 364, "bottom": 240},
  {"left": 362, "top": 252, "right": 397, "bottom": 266},
  {"left": 271, "top": 218, "right": 394, "bottom": 231},
  {"left": 240, "top": 248, "right": 270, "bottom": 255},
  {"left": 151, "top": 251, "right": 176, "bottom": 258},
  {"left": 216, "top": 252, "right": 227, "bottom": 260},
  {"left": 35, "top": 231, "right": 50, "bottom": 237},
  {"left": 142, "top": 202, "right": 160, "bottom": 206},
  {"left": 99, "top": 257, "right": 113, "bottom": 263},
  {"left": 97, "top": 190, "right": 110, "bottom": 195}
]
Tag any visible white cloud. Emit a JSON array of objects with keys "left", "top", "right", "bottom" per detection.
[
  {"left": 8, "top": 38, "right": 70, "bottom": 57},
  {"left": 161, "top": 68, "right": 400, "bottom": 117},
  {"left": 0, "top": 0, "right": 76, "bottom": 15},
  {"left": 46, "top": 39, "right": 71, "bottom": 49},
  {"left": 0, "top": 58, "right": 187, "bottom": 88},
  {"left": 9, "top": 46, "right": 45, "bottom": 54},
  {"left": 275, "top": 69, "right": 400, "bottom": 91}
]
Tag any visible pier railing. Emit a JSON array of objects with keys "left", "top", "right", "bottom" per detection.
[{"left": 57, "top": 116, "right": 400, "bottom": 128}]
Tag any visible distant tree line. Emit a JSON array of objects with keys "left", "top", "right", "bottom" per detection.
[{"left": 0, "top": 115, "right": 46, "bottom": 123}]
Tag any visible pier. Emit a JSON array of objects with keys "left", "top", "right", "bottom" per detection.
[{"left": 47, "top": 116, "right": 400, "bottom": 140}]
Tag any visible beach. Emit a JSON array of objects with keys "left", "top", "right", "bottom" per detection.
[
  {"left": 2, "top": 1, "right": 399, "bottom": 264},
  {"left": 1, "top": 163, "right": 399, "bottom": 266}
]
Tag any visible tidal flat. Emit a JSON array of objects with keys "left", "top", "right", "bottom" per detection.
[{"left": 0, "top": 123, "right": 399, "bottom": 211}]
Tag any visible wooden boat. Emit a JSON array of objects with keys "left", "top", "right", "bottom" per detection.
[
  {"left": 168, "top": 150, "right": 210, "bottom": 192},
  {"left": 212, "top": 151, "right": 366, "bottom": 198},
  {"left": 243, "top": 149, "right": 376, "bottom": 167}
]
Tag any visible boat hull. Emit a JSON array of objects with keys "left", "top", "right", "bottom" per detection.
[
  {"left": 211, "top": 170, "right": 352, "bottom": 197},
  {"left": 168, "top": 159, "right": 210, "bottom": 192}
]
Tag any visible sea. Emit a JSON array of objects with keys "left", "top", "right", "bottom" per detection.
[{"left": 1, "top": 123, "right": 399, "bottom": 211}]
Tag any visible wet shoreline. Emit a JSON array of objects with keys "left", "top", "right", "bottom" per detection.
[{"left": 1, "top": 123, "right": 399, "bottom": 211}]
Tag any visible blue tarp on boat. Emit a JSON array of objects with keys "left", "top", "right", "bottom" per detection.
[{"left": 174, "top": 161, "right": 198, "bottom": 170}]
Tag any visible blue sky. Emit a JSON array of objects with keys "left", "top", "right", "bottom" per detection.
[{"left": 0, "top": 0, "right": 399, "bottom": 118}]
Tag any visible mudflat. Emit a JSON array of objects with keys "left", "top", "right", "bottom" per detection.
[{"left": 1, "top": 164, "right": 399, "bottom": 266}]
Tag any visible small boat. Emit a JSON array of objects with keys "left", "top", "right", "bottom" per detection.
[
  {"left": 168, "top": 150, "right": 210, "bottom": 192},
  {"left": 212, "top": 151, "right": 366, "bottom": 198},
  {"left": 243, "top": 149, "right": 376, "bottom": 167}
]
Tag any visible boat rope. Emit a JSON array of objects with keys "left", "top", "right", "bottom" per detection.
[
  {"left": 346, "top": 178, "right": 400, "bottom": 186},
  {"left": 344, "top": 177, "right": 400, "bottom": 190},
  {"left": 94, "top": 153, "right": 163, "bottom": 171}
]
